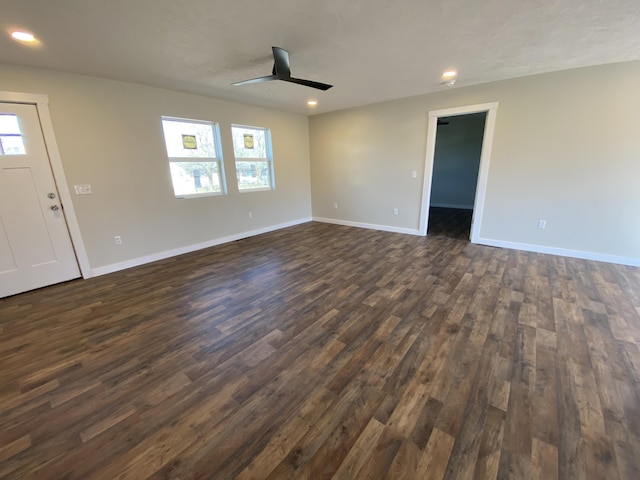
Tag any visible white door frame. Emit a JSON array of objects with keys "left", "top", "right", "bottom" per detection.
[
  {"left": 1, "top": 91, "right": 92, "bottom": 278},
  {"left": 418, "top": 102, "right": 499, "bottom": 242}
]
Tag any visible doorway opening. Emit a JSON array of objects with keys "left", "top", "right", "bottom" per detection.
[
  {"left": 428, "top": 112, "right": 486, "bottom": 239},
  {"left": 419, "top": 102, "right": 498, "bottom": 242}
]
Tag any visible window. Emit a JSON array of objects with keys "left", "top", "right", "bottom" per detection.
[
  {"left": 161, "top": 117, "right": 226, "bottom": 198},
  {"left": 231, "top": 125, "right": 274, "bottom": 191},
  {"left": 0, "top": 114, "right": 26, "bottom": 155}
]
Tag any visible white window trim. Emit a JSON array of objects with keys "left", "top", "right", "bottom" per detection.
[
  {"left": 231, "top": 124, "right": 275, "bottom": 192},
  {"left": 162, "top": 116, "right": 227, "bottom": 198}
]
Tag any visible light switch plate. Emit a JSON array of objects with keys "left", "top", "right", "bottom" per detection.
[{"left": 74, "top": 184, "right": 92, "bottom": 195}]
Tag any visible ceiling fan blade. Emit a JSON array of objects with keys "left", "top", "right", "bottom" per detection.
[
  {"left": 282, "top": 76, "right": 333, "bottom": 91},
  {"left": 271, "top": 47, "right": 291, "bottom": 77},
  {"left": 232, "top": 75, "right": 279, "bottom": 87},
  {"left": 234, "top": 47, "right": 333, "bottom": 91}
]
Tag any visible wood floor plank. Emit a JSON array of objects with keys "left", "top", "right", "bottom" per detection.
[
  {"left": 442, "top": 348, "right": 497, "bottom": 479},
  {"left": 409, "top": 396, "right": 443, "bottom": 450},
  {"left": 332, "top": 418, "right": 386, "bottom": 480},
  {"left": 385, "top": 439, "right": 420, "bottom": 480},
  {"left": 79, "top": 404, "right": 137, "bottom": 443},
  {"left": 353, "top": 426, "right": 404, "bottom": 480},
  {"left": 0, "top": 434, "right": 30, "bottom": 463},
  {"left": 497, "top": 448, "right": 533, "bottom": 480},
  {"left": 1, "top": 218, "right": 639, "bottom": 479},
  {"left": 502, "top": 384, "right": 533, "bottom": 457},
  {"left": 416, "top": 428, "right": 456, "bottom": 480},
  {"left": 473, "top": 405, "right": 506, "bottom": 480},
  {"left": 263, "top": 380, "right": 366, "bottom": 480},
  {"left": 235, "top": 386, "right": 337, "bottom": 480},
  {"left": 531, "top": 437, "right": 558, "bottom": 480},
  {"left": 295, "top": 385, "right": 385, "bottom": 479}
]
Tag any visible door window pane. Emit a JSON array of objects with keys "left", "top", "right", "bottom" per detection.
[
  {"left": 0, "top": 115, "right": 26, "bottom": 155},
  {"left": 0, "top": 136, "right": 26, "bottom": 155},
  {"left": 0, "top": 115, "right": 21, "bottom": 134}
]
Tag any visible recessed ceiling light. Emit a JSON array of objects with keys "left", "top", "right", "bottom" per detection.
[
  {"left": 10, "top": 30, "right": 37, "bottom": 43},
  {"left": 442, "top": 70, "right": 457, "bottom": 79},
  {"left": 307, "top": 100, "right": 318, "bottom": 107}
]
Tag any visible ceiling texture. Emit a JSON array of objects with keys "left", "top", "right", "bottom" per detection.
[{"left": 2, "top": 0, "right": 640, "bottom": 115}]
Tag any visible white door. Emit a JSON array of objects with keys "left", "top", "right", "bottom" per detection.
[{"left": 0, "top": 102, "right": 80, "bottom": 297}]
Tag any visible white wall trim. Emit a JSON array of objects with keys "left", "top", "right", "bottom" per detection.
[
  {"left": 430, "top": 203, "right": 474, "bottom": 210},
  {"left": 313, "top": 217, "right": 421, "bottom": 236},
  {"left": 477, "top": 237, "right": 640, "bottom": 267},
  {"left": 0, "top": 91, "right": 93, "bottom": 278},
  {"left": 92, "top": 217, "right": 312, "bottom": 277},
  {"left": 419, "top": 102, "right": 499, "bottom": 240}
]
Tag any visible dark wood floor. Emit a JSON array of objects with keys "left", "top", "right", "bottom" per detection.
[
  {"left": 1, "top": 222, "right": 640, "bottom": 479},
  {"left": 427, "top": 206, "right": 473, "bottom": 240}
]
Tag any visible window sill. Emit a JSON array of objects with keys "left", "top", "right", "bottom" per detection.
[
  {"left": 175, "top": 191, "right": 226, "bottom": 199},
  {"left": 238, "top": 187, "right": 274, "bottom": 193}
]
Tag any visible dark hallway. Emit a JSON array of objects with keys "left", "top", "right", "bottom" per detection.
[{"left": 426, "top": 206, "right": 472, "bottom": 240}]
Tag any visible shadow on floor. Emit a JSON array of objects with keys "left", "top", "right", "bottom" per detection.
[{"left": 427, "top": 207, "right": 473, "bottom": 240}]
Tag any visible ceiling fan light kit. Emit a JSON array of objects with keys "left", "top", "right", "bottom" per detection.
[{"left": 233, "top": 46, "right": 333, "bottom": 91}]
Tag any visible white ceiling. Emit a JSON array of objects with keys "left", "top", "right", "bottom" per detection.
[{"left": 2, "top": 0, "right": 640, "bottom": 115}]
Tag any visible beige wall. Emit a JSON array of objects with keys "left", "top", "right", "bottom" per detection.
[
  {"left": 2, "top": 61, "right": 639, "bottom": 271},
  {"left": 310, "top": 61, "right": 640, "bottom": 263},
  {"left": 0, "top": 65, "right": 312, "bottom": 271}
]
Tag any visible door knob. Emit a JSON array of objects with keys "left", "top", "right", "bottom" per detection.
[
  {"left": 50, "top": 205, "right": 59, "bottom": 211},
  {"left": 47, "top": 193, "right": 56, "bottom": 199}
]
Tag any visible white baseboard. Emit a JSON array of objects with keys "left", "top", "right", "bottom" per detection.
[
  {"left": 476, "top": 237, "right": 640, "bottom": 267},
  {"left": 312, "top": 217, "right": 422, "bottom": 236},
  {"left": 91, "top": 217, "right": 638, "bottom": 276},
  {"left": 430, "top": 203, "right": 474, "bottom": 210},
  {"left": 92, "top": 217, "right": 313, "bottom": 277}
]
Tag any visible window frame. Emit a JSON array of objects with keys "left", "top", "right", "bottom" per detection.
[
  {"left": 231, "top": 124, "right": 275, "bottom": 192},
  {"left": 161, "top": 116, "right": 227, "bottom": 199}
]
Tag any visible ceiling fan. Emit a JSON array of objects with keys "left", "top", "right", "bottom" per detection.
[{"left": 232, "top": 46, "right": 333, "bottom": 91}]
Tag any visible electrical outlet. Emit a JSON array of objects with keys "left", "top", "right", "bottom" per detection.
[
  {"left": 537, "top": 220, "right": 546, "bottom": 230},
  {"left": 74, "top": 184, "right": 92, "bottom": 195},
  {"left": 393, "top": 208, "right": 399, "bottom": 216},
  {"left": 333, "top": 202, "right": 338, "bottom": 209},
  {"left": 248, "top": 212, "right": 253, "bottom": 219},
  {"left": 114, "top": 235, "right": 122, "bottom": 245}
]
